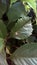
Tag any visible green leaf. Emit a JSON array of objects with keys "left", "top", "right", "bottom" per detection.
[
  {"left": 0, "top": 0, "right": 7, "bottom": 18},
  {"left": 21, "top": 0, "right": 36, "bottom": 12},
  {"left": 0, "top": 38, "right": 4, "bottom": 52},
  {"left": 11, "top": 43, "right": 37, "bottom": 58},
  {"left": 13, "top": 22, "right": 33, "bottom": 39},
  {"left": 28, "top": 35, "right": 37, "bottom": 42},
  {"left": 33, "top": 24, "right": 37, "bottom": 34},
  {"left": 0, "top": 20, "right": 7, "bottom": 38},
  {"left": 7, "top": 21, "right": 16, "bottom": 31},
  {"left": 7, "top": 2, "right": 26, "bottom": 22},
  {"left": 10, "top": 0, "right": 17, "bottom": 4},
  {"left": 0, "top": 50, "right": 8, "bottom": 65},
  {"left": 10, "top": 16, "right": 31, "bottom": 37},
  {"left": 0, "top": 54, "right": 8, "bottom": 65}
]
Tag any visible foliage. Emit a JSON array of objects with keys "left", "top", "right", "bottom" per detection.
[
  {"left": 21, "top": 0, "right": 36, "bottom": 12},
  {"left": 0, "top": 38, "right": 4, "bottom": 52},
  {"left": 0, "top": 20, "right": 7, "bottom": 38},
  {"left": 0, "top": 0, "right": 8, "bottom": 18},
  {"left": 11, "top": 43, "right": 37, "bottom": 58},
  {"left": 0, "top": 0, "right": 36, "bottom": 65}
]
